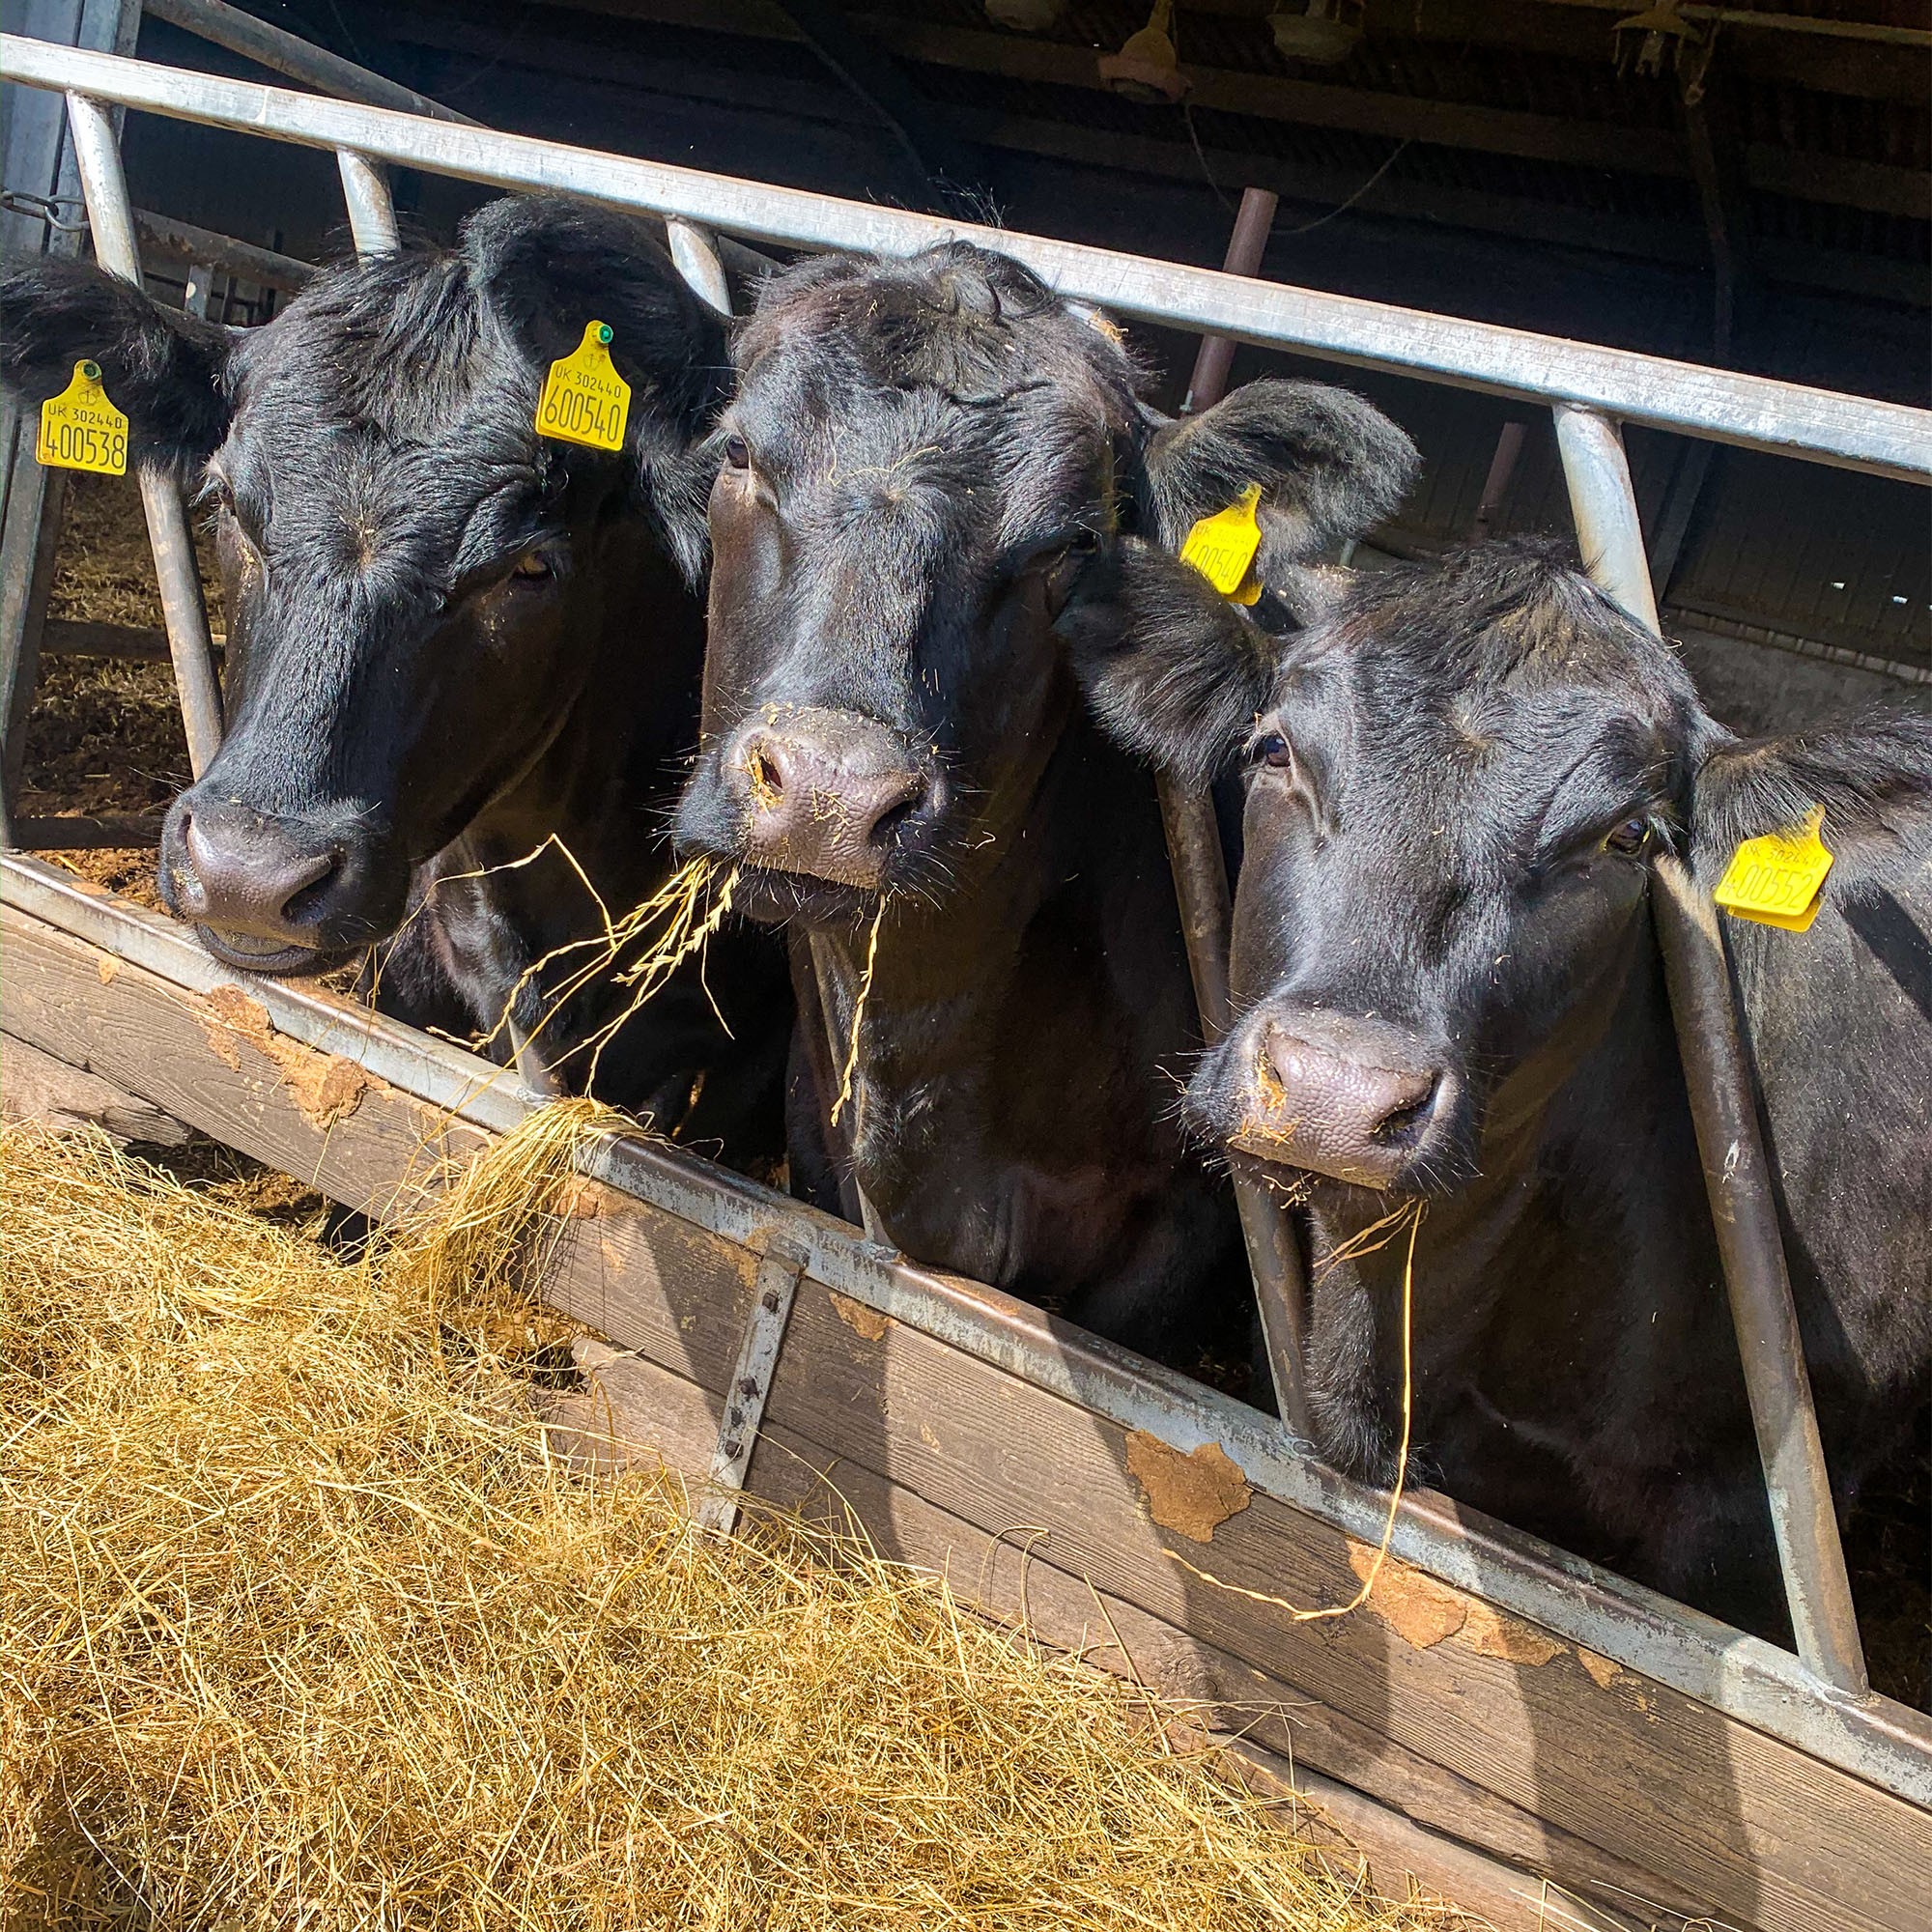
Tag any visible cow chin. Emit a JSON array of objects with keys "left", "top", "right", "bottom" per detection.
[
  {"left": 726, "top": 861, "right": 884, "bottom": 931},
  {"left": 190, "top": 924, "right": 357, "bottom": 979}
]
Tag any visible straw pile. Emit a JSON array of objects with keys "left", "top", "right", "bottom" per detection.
[{"left": 0, "top": 1118, "right": 1458, "bottom": 1931}]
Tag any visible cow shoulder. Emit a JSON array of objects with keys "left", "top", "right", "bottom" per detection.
[{"left": 0, "top": 253, "right": 231, "bottom": 470}]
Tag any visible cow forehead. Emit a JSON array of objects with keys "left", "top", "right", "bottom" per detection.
[{"left": 1267, "top": 668, "right": 1667, "bottom": 857}]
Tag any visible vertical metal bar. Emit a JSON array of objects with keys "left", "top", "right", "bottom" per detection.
[
  {"left": 666, "top": 216, "right": 731, "bottom": 317},
  {"left": 335, "top": 148, "right": 399, "bottom": 258},
  {"left": 1553, "top": 401, "right": 1869, "bottom": 1696},
  {"left": 660, "top": 214, "right": 884, "bottom": 1243},
  {"left": 182, "top": 259, "right": 214, "bottom": 319},
  {"left": 65, "top": 90, "right": 224, "bottom": 779},
  {"left": 1470, "top": 420, "right": 1526, "bottom": 539},
  {"left": 1164, "top": 185, "right": 1314, "bottom": 1444},
  {"left": 1651, "top": 858, "right": 1869, "bottom": 1693}
]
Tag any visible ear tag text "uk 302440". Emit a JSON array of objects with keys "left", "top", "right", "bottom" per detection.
[
  {"left": 534, "top": 321, "right": 630, "bottom": 452},
  {"left": 1179, "top": 481, "right": 1264, "bottom": 605},
  {"left": 37, "top": 359, "right": 128, "bottom": 476},
  {"left": 1713, "top": 805, "right": 1833, "bottom": 932}
]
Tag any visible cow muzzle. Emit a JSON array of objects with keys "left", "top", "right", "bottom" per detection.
[
  {"left": 720, "top": 706, "right": 934, "bottom": 892},
  {"left": 159, "top": 791, "right": 399, "bottom": 975},
  {"left": 1206, "top": 1006, "right": 1457, "bottom": 1192}
]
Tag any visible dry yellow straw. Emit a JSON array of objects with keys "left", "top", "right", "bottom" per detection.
[
  {"left": 430, "top": 844, "right": 738, "bottom": 1093},
  {"left": 1, "top": 1121, "right": 1454, "bottom": 1932},
  {"left": 1169, "top": 1201, "right": 1424, "bottom": 1622},
  {"left": 830, "top": 897, "right": 887, "bottom": 1128}
]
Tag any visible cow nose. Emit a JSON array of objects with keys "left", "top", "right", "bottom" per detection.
[
  {"left": 729, "top": 708, "right": 930, "bottom": 889},
  {"left": 1234, "top": 1019, "right": 1443, "bottom": 1188},
  {"left": 171, "top": 803, "right": 345, "bottom": 949}
]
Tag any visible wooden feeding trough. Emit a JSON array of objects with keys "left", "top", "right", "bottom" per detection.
[{"left": 2, "top": 26, "right": 1929, "bottom": 1932}]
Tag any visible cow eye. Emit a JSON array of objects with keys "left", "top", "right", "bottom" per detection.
[
  {"left": 1253, "top": 732, "right": 1294, "bottom": 771},
  {"left": 1603, "top": 817, "right": 1651, "bottom": 857},
  {"left": 723, "top": 433, "right": 751, "bottom": 470},
  {"left": 510, "top": 550, "right": 554, "bottom": 582}
]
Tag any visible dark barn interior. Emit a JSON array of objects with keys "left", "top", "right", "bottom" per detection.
[{"left": 117, "top": 0, "right": 1931, "bottom": 730}]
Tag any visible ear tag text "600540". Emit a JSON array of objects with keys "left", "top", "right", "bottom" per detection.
[
  {"left": 37, "top": 360, "right": 128, "bottom": 476},
  {"left": 1179, "top": 481, "right": 1264, "bottom": 606},
  {"left": 535, "top": 321, "right": 631, "bottom": 452}
]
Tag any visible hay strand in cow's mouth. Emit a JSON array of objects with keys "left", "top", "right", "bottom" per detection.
[
  {"left": 1, "top": 1120, "right": 1449, "bottom": 1931},
  {"left": 830, "top": 895, "right": 887, "bottom": 1128},
  {"left": 1166, "top": 1200, "right": 1425, "bottom": 1624},
  {"left": 430, "top": 842, "right": 739, "bottom": 1104}
]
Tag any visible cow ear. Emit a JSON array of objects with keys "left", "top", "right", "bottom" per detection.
[
  {"left": 0, "top": 255, "right": 231, "bottom": 471},
  {"left": 1690, "top": 708, "right": 1932, "bottom": 879},
  {"left": 463, "top": 194, "right": 729, "bottom": 581},
  {"left": 1057, "top": 538, "right": 1280, "bottom": 788},
  {"left": 1136, "top": 378, "right": 1417, "bottom": 591}
]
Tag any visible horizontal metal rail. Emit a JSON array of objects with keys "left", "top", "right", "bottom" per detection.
[{"left": 2, "top": 34, "right": 1926, "bottom": 483}]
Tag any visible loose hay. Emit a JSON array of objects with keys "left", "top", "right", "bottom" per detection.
[{"left": 0, "top": 1120, "right": 1456, "bottom": 1931}]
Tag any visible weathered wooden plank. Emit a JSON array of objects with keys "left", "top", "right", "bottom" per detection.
[
  {"left": 1, "top": 1027, "right": 188, "bottom": 1143},
  {"left": 746, "top": 1278, "right": 1930, "bottom": 1932},
  {"left": 3, "top": 887, "right": 1928, "bottom": 1932}
]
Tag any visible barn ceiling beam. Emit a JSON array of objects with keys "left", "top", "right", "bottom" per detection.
[{"left": 581, "top": 3, "right": 1929, "bottom": 217}]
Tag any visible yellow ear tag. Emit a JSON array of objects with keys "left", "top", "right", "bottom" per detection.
[
  {"left": 1713, "top": 805, "right": 1833, "bottom": 932},
  {"left": 1179, "top": 480, "right": 1264, "bottom": 606},
  {"left": 534, "top": 320, "right": 631, "bottom": 452},
  {"left": 36, "top": 359, "right": 128, "bottom": 476}
]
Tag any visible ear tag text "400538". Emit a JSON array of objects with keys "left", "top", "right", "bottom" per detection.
[{"left": 37, "top": 359, "right": 128, "bottom": 476}]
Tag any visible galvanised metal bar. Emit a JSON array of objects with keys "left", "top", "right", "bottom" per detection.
[
  {"left": 1553, "top": 403, "right": 1871, "bottom": 1699},
  {"left": 3, "top": 38, "right": 1926, "bottom": 484},
  {"left": 63, "top": 89, "right": 223, "bottom": 778},
  {"left": 666, "top": 216, "right": 731, "bottom": 317},
  {"left": 7, "top": 847, "right": 1929, "bottom": 1804},
  {"left": 141, "top": 0, "right": 476, "bottom": 126},
  {"left": 1163, "top": 184, "right": 1313, "bottom": 1445},
  {"left": 335, "top": 148, "right": 398, "bottom": 258},
  {"left": 1652, "top": 854, "right": 1871, "bottom": 1696}
]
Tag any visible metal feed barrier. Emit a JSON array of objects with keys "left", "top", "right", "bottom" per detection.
[{"left": 2, "top": 34, "right": 1930, "bottom": 1927}]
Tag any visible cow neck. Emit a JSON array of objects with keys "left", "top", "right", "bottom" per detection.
[
  {"left": 440, "top": 531, "right": 706, "bottom": 1058},
  {"left": 806, "top": 669, "right": 1088, "bottom": 1199}
]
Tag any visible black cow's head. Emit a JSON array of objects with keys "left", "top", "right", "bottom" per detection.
[
  {"left": 0, "top": 197, "right": 725, "bottom": 973},
  {"left": 1083, "top": 537, "right": 1912, "bottom": 1196},
  {"left": 671, "top": 242, "right": 1416, "bottom": 924}
]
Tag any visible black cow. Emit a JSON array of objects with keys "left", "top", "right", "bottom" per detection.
[
  {"left": 671, "top": 242, "right": 1416, "bottom": 1354},
  {"left": 0, "top": 198, "right": 789, "bottom": 1154},
  {"left": 1073, "top": 535, "right": 1931, "bottom": 1632}
]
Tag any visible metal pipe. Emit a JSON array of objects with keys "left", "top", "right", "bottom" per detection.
[
  {"left": 335, "top": 149, "right": 399, "bottom": 258},
  {"left": 1553, "top": 402, "right": 1869, "bottom": 1697},
  {"left": 64, "top": 92, "right": 223, "bottom": 778},
  {"left": 1651, "top": 856, "right": 1870, "bottom": 1696},
  {"left": 5, "top": 40, "right": 1926, "bottom": 483},
  {"left": 1181, "top": 186, "right": 1277, "bottom": 415},
  {"left": 133, "top": 207, "right": 314, "bottom": 293},
  {"left": 666, "top": 217, "right": 731, "bottom": 317},
  {"left": 141, "top": 0, "right": 477, "bottom": 124},
  {"left": 1551, "top": 405, "right": 1662, "bottom": 633},
  {"left": 1160, "top": 185, "right": 1313, "bottom": 1443}
]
